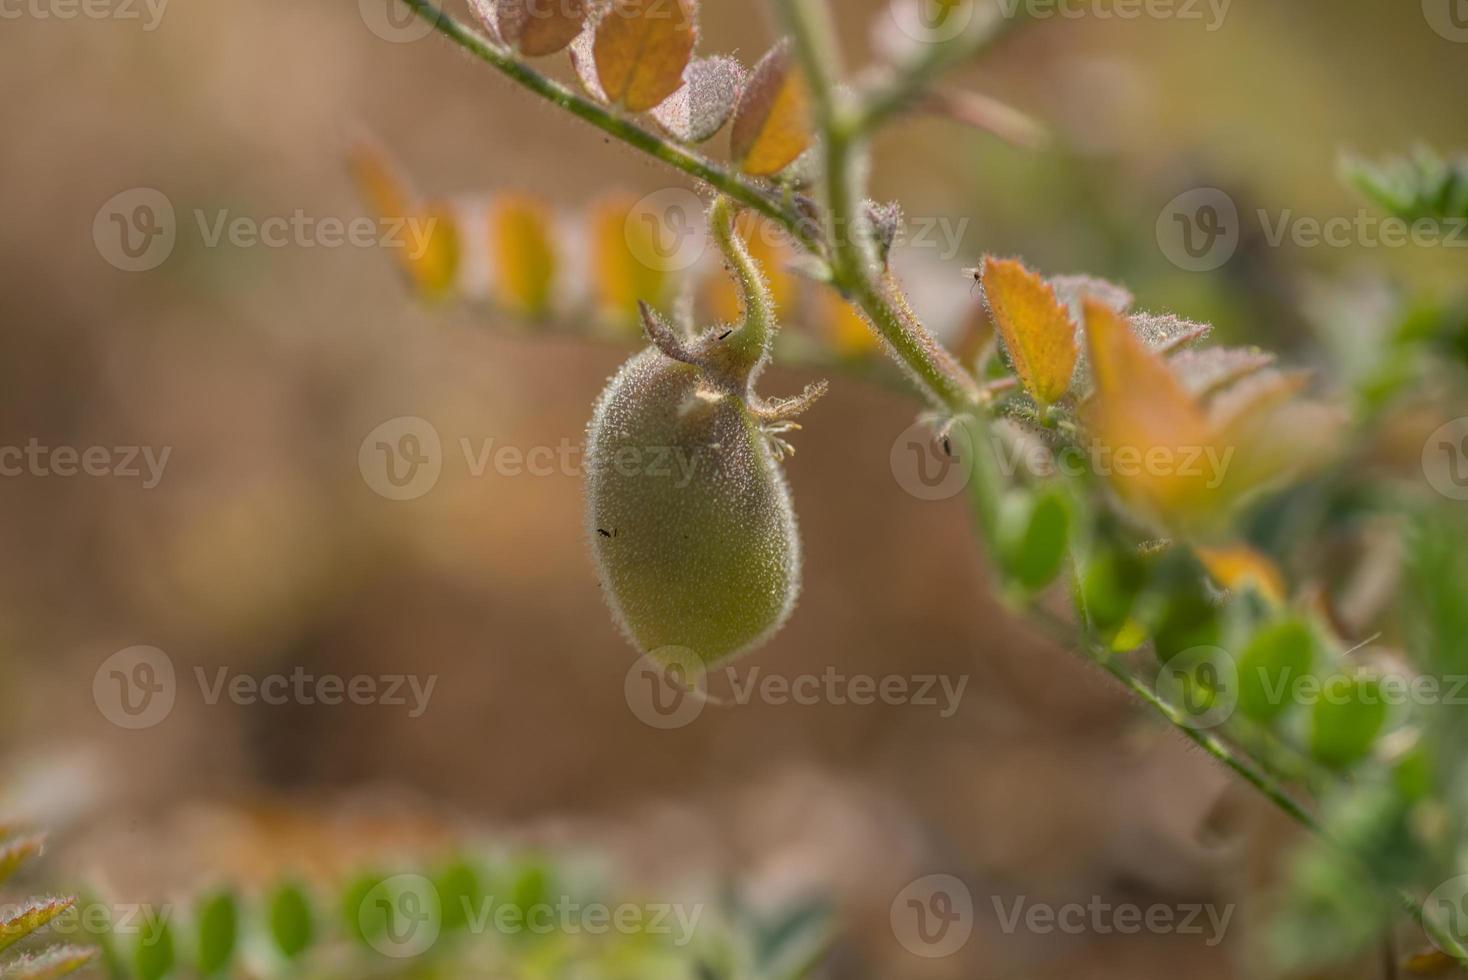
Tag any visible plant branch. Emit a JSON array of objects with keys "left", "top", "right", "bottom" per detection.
[
  {"left": 1027, "top": 605, "right": 1468, "bottom": 966},
  {"left": 779, "top": 0, "right": 984, "bottom": 412},
  {"left": 395, "top": 0, "right": 820, "bottom": 254}
]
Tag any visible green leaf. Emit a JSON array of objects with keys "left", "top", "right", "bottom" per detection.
[
  {"left": 1078, "top": 546, "right": 1148, "bottom": 636},
  {"left": 268, "top": 882, "right": 314, "bottom": 960},
  {"left": 132, "top": 914, "right": 175, "bottom": 980},
  {"left": 1236, "top": 618, "right": 1316, "bottom": 723},
  {"left": 0, "top": 899, "right": 73, "bottom": 954},
  {"left": 1310, "top": 676, "right": 1388, "bottom": 770},
  {"left": 997, "top": 487, "right": 1072, "bottom": 594},
  {"left": 433, "top": 860, "right": 481, "bottom": 934},
  {"left": 1342, "top": 147, "right": 1468, "bottom": 224},
  {"left": 0, "top": 946, "right": 98, "bottom": 980},
  {"left": 1151, "top": 583, "right": 1221, "bottom": 667},
  {"left": 193, "top": 892, "right": 237, "bottom": 975}
]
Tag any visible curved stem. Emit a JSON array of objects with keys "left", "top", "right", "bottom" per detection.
[{"left": 708, "top": 196, "right": 776, "bottom": 368}]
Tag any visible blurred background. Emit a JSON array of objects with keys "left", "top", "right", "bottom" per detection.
[{"left": 1, "top": 0, "right": 1465, "bottom": 976}]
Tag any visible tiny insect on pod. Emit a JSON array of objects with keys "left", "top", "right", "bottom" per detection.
[{"left": 585, "top": 196, "right": 826, "bottom": 673}]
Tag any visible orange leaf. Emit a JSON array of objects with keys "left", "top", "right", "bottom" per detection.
[
  {"left": 593, "top": 0, "right": 698, "bottom": 113},
  {"left": 729, "top": 41, "right": 812, "bottom": 177},
  {"left": 347, "top": 143, "right": 459, "bottom": 302},
  {"left": 980, "top": 256, "right": 1078, "bottom": 405},
  {"left": 513, "top": 0, "right": 588, "bottom": 55},
  {"left": 1083, "top": 297, "right": 1214, "bottom": 526},
  {"left": 1196, "top": 543, "right": 1287, "bottom": 605},
  {"left": 489, "top": 195, "right": 556, "bottom": 317}
]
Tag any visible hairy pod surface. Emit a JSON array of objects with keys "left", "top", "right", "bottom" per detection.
[
  {"left": 585, "top": 197, "right": 822, "bottom": 671},
  {"left": 586, "top": 338, "right": 800, "bottom": 669}
]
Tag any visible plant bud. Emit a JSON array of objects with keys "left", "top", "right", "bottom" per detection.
[{"left": 585, "top": 197, "right": 825, "bottom": 671}]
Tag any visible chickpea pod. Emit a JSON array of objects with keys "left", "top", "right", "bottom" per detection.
[{"left": 585, "top": 196, "right": 826, "bottom": 672}]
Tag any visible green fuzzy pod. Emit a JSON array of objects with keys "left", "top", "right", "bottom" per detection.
[
  {"left": 586, "top": 342, "right": 800, "bottom": 669},
  {"left": 584, "top": 197, "right": 821, "bottom": 671}
]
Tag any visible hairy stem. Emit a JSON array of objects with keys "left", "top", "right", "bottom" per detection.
[
  {"left": 781, "top": 0, "right": 983, "bottom": 411},
  {"left": 395, "top": 0, "right": 819, "bottom": 253}
]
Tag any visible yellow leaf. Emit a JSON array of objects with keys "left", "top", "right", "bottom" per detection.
[
  {"left": 1196, "top": 542, "right": 1287, "bottom": 605},
  {"left": 489, "top": 195, "right": 556, "bottom": 318},
  {"left": 408, "top": 200, "right": 461, "bottom": 301},
  {"left": 590, "top": 194, "right": 670, "bottom": 328},
  {"left": 729, "top": 41, "right": 812, "bottom": 177},
  {"left": 593, "top": 0, "right": 698, "bottom": 113},
  {"left": 980, "top": 256, "right": 1078, "bottom": 405},
  {"left": 819, "top": 289, "right": 880, "bottom": 357}
]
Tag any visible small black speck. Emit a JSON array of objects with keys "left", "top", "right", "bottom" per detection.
[
  {"left": 941, "top": 436, "right": 953, "bottom": 457},
  {"left": 597, "top": 528, "right": 616, "bottom": 538},
  {"left": 718, "top": 329, "right": 732, "bottom": 340}
]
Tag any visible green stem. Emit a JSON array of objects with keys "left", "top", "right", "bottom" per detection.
[
  {"left": 395, "top": 0, "right": 820, "bottom": 254},
  {"left": 1028, "top": 606, "right": 1468, "bottom": 966},
  {"left": 781, "top": 0, "right": 983, "bottom": 411},
  {"left": 708, "top": 196, "right": 776, "bottom": 368}
]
